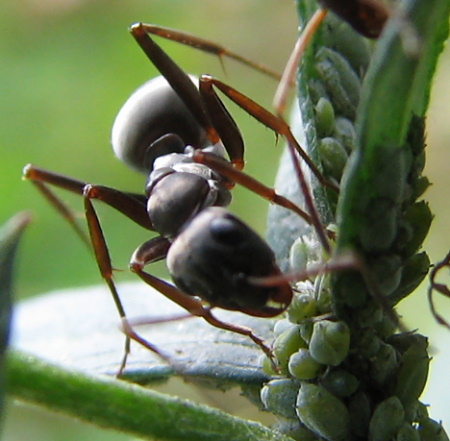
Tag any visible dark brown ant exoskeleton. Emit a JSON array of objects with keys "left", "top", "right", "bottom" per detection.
[
  {"left": 23, "top": 24, "right": 337, "bottom": 372},
  {"left": 317, "top": 0, "right": 389, "bottom": 39}
]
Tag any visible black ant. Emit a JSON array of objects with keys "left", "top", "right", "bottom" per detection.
[
  {"left": 23, "top": 0, "right": 391, "bottom": 373},
  {"left": 23, "top": 22, "right": 338, "bottom": 372}
]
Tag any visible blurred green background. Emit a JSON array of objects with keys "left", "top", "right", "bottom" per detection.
[{"left": 1, "top": 0, "right": 449, "bottom": 440}]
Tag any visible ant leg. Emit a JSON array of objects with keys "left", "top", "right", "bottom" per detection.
[
  {"left": 23, "top": 164, "right": 155, "bottom": 374},
  {"left": 25, "top": 177, "right": 92, "bottom": 249},
  {"left": 129, "top": 241, "right": 274, "bottom": 363},
  {"left": 129, "top": 23, "right": 218, "bottom": 145},
  {"left": 129, "top": 23, "right": 246, "bottom": 170},
  {"left": 428, "top": 250, "right": 450, "bottom": 328},
  {"left": 82, "top": 184, "right": 155, "bottom": 374},
  {"left": 197, "top": 76, "right": 337, "bottom": 252},
  {"left": 273, "top": 8, "right": 327, "bottom": 117},
  {"left": 192, "top": 149, "right": 313, "bottom": 226},
  {"left": 136, "top": 24, "right": 283, "bottom": 81},
  {"left": 198, "top": 75, "right": 338, "bottom": 193},
  {"left": 23, "top": 165, "right": 152, "bottom": 230}
]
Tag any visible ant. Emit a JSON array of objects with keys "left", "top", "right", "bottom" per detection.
[
  {"left": 23, "top": 0, "right": 392, "bottom": 373},
  {"left": 23, "top": 22, "right": 337, "bottom": 373}
]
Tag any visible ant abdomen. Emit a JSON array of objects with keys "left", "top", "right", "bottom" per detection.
[{"left": 111, "top": 75, "right": 209, "bottom": 174}]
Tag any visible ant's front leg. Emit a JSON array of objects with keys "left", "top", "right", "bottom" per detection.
[
  {"left": 129, "top": 238, "right": 275, "bottom": 364},
  {"left": 23, "top": 164, "right": 154, "bottom": 374}
]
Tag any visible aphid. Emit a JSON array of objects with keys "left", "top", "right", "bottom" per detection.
[{"left": 23, "top": 24, "right": 334, "bottom": 372}]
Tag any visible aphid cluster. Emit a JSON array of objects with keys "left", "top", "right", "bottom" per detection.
[{"left": 261, "top": 1, "right": 447, "bottom": 440}]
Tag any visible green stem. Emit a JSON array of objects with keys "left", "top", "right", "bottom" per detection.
[{"left": 6, "top": 350, "right": 294, "bottom": 441}]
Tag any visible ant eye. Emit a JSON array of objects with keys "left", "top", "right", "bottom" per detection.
[{"left": 209, "top": 216, "right": 245, "bottom": 246}]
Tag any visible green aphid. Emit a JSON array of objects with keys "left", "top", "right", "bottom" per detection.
[
  {"left": 273, "top": 326, "right": 308, "bottom": 374},
  {"left": 320, "top": 368, "right": 359, "bottom": 397},
  {"left": 260, "top": 378, "right": 300, "bottom": 420},
  {"left": 318, "top": 137, "right": 348, "bottom": 182},
  {"left": 315, "top": 97, "right": 335, "bottom": 137},
  {"left": 315, "top": 47, "right": 361, "bottom": 119},
  {"left": 309, "top": 320, "right": 350, "bottom": 366},
  {"left": 288, "top": 348, "right": 323, "bottom": 380},
  {"left": 369, "top": 396, "right": 405, "bottom": 441},
  {"left": 296, "top": 383, "right": 350, "bottom": 441}
]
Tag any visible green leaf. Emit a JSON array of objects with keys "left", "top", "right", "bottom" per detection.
[{"left": 0, "top": 212, "right": 31, "bottom": 422}]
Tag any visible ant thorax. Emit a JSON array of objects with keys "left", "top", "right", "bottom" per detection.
[{"left": 145, "top": 142, "right": 232, "bottom": 239}]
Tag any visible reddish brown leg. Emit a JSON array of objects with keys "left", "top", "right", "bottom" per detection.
[
  {"left": 129, "top": 23, "right": 218, "bottom": 145},
  {"left": 137, "top": 24, "right": 283, "bottom": 81},
  {"left": 23, "top": 165, "right": 152, "bottom": 230},
  {"left": 192, "top": 149, "right": 313, "bottom": 226},
  {"left": 129, "top": 240, "right": 275, "bottom": 363},
  {"left": 199, "top": 76, "right": 338, "bottom": 192},
  {"left": 129, "top": 23, "right": 246, "bottom": 170},
  {"left": 22, "top": 164, "right": 157, "bottom": 374}
]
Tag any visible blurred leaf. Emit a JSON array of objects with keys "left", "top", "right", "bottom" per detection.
[
  {"left": 12, "top": 282, "right": 272, "bottom": 386},
  {"left": 0, "top": 212, "right": 31, "bottom": 421},
  {"left": 8, "top": 281, "right": 291, "bottom": 439}
]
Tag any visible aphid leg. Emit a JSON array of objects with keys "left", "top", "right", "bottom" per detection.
[
  {"left": 428, "top": 250, "right": 450, "bottom": 328},
  {"left": 129, "top": 241, "right": 276, "bottom": 366}
]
